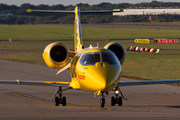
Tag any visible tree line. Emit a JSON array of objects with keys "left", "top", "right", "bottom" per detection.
[{"left": 1, "top": 1, "right": 180, "bottom": 24}]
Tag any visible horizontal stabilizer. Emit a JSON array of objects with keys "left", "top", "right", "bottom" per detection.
[
  {"left": 80, "top": 9, "right": 123, "bottom": 14},
  {"left": 27, "top": 9, "right": 75, "bottom": 14},
  {"left": 27, "top": 9, "right": 123, "bottom": 14}
]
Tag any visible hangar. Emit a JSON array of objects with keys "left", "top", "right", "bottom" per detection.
[{"left": 113, "top": 8, "right": 180, "bottom": 16}]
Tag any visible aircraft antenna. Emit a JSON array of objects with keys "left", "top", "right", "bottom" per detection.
[{"left": 97, "top": 43, "right": 99, "bottom": 48}]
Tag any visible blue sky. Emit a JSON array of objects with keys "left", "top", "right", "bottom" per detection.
[{"left": 0, "top": 0, "right": 180, "bottom": 6}]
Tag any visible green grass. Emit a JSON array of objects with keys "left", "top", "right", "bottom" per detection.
[
  {"left": 0, "top": 45, "right": 43, "bottom": 50},
  {"left": 0, "top": 42, "right": 74, "bottom": 51},
  {"left": 1, "top": 53, "right": 44, "bottom": 64},
  {"left": 82, "top": 27, "right": 180, "bottom": 40},
  {"left": 1, "top": 24, "right": 180, "bottom": 41},
  {"left": 122, "top": 52, "right": 180, "bottom": 80},
  {"left": 0, "top": 25, "right": 73, "bottom": 40}
]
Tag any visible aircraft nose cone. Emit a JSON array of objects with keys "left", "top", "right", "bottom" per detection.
[
  {"left": 84, "top": 63, "right": 121, "bottom": 92},
  {"left": 97, "top": 80, "right": 106, "bottom": 90},
  {"left": 93, "top": 66, "right": 121, "bottom": 91},
  {"left": 98, "top": 76, "right": 112, "bottom": 90}
]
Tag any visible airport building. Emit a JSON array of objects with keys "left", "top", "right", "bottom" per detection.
[{"left": 113, "top": 8, "right": 180, "bottom": 16}]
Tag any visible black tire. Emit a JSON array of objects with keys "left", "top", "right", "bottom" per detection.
[
  {"left": 111, "top": 96, "right": 115, "bottom": 106},
  {"left": 118, "top": 97, "right": 122, "bottom": 106},
  {"left": 62, "top": 97, "right": 66, "bottom": 106},
  {"left": 100, "top": 98, "right": 105, "bottom": 108},
  {"left": 55, "top": 97, "right": 59, "bottom": 106}
]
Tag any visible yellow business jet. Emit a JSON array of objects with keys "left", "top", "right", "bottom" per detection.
[{"left": 1, "top": 6, "right": 180, "bottom": 108}]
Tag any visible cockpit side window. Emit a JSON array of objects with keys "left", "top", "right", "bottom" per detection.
[
  {"left": 81, "top": 53, "right": 100, "bottom": 65},
  {"left": 102, "top": 52, "right": 119, "bottom": 65}
]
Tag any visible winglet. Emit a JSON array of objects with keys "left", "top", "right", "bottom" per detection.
[{"left": 27, "top": 9, "right": 32, "bottom": 12}]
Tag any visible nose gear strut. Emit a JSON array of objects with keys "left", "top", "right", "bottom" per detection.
[{"left": 100, "top": 92, "right": 106, "bottom": 108}]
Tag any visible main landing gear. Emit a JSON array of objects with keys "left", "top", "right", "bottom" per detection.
[
  {"left": 52, "top": 86, "right": 70, "bottom": 106},
  {"left": 100, "top": 88, "right": 127, "bottom": 108},
  {"left": 111, "top": 87, "right": 127, "bottom": 106}
]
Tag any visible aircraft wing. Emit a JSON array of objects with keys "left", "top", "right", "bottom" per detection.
[
  {"left": 118, "top": 80, "right": 180, "bottom": 87},
  {"left": 0, "top": 80, "right": 70, "bottom": 87}
]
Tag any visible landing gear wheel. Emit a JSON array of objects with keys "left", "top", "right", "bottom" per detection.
[
  {"left": 100, "top": 98, "right": 105, "bottom": 108},
  {"left": 111, "top": 96, "right": 115, "bottom": 106},
  {"left": 54, "top": 87, "right": 68, "bottom": 107},
  {"left": 118, "top": 97, "right": 122, "bottom": 106},
  {"left": 55, "top": 97, "right": 59, "bottom": 106},
  {"left": 111, "top": 87, "right": 126, "bottom": 106},
  {"left": 62, "top": 97, "right": 66, "bottom": 106}
]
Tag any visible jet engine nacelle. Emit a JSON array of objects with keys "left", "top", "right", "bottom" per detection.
[
  {"left": 43, "top": 42, "right": 69, "bottom": 69},
  {"left": 104, "top": 42, "right": 126, "bottom": 65}
]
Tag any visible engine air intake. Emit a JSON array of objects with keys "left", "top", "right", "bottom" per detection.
[{"left": 43, "top": 42, "right": 69, "bottom": 69}]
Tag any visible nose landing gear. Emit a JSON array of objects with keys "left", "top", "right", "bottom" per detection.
[{"left": 100, "top": 92, "right": 106, "bottom": 108}]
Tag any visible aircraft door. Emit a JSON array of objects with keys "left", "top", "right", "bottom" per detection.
[{"left": 70, "top": 56, "right": 79, "bottom": 78}]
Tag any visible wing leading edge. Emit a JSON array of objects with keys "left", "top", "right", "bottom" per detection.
[
  {"left": 0, "top": 80, "right": 70, "bottom": 87},
  {"left": 118, "top": 79, "right": 180, "bottom": 87}
]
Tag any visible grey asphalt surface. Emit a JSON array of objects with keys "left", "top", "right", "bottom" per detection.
[{"left": 0, "top": 59, "right": 180, "bottom": 120}]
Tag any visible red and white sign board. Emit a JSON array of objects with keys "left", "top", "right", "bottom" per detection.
[
  {"left": 156, "top": 39, "right": 167, "bottom": 43},
  {"left": 167, "top": 39, "right": 179, "bottom": 43},
  {"left": 155, "top": 39, "right": 179, "bottom": 43}
]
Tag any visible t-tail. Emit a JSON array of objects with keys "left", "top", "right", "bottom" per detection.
[
  {"left": 27, "top": 7, "right": 123, "bottom": 52},
  {"left": 74, "top": 7, "right": 83, "bottom": 52}
]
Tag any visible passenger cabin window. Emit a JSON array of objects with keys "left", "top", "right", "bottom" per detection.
[
  {"left": 102, "top": 53, "right": 119, "bottom": 65},
  {"left": 81, "top": 53, "right": 100, "bottom": 65}
]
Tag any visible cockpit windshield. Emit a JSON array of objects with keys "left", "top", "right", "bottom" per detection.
[
  {"left": 81, "top": 53, "right": 100, "bottom": 65},
  {"left": 102, "top": 52, "right": 119, "bottom": 65},
  {"left": 80, "top": 52, "right": 120, "bottom": 66}
]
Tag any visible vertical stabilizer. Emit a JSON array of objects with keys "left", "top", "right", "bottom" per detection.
[{"left": 74, "top": 7, "right": 83, "bottom": 52}]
